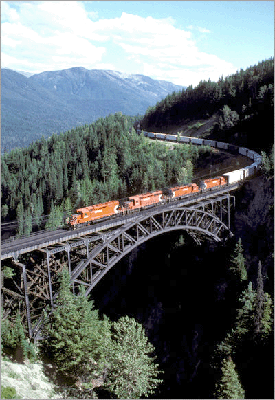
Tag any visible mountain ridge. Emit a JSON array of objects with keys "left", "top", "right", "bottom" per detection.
[{"left": 1, "top": 67, "right": 183, "bottom": 152}]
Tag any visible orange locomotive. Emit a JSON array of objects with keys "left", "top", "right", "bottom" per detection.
[
  {"left": 69, "top": 200, "right": 120, "bottom": 227},
  {"left": 169, "top": 183, "right": 199, "bottom": 198},
  {"left": 68, "top": 177, "right": 227, "bottom": 228},
  {"left": 127, "top": 190, "right": 163, "bottom": 210},
  {"left": 200, "top": 176, "right": 227, "bottom": 190}
]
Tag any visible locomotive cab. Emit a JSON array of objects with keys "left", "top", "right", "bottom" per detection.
[{"left": 69, "top": 213, "right": 81, "bottom": 229}]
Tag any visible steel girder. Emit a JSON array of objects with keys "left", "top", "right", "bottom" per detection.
[
  {"left": 68, "top": 203, "right": 233, "bottom": 297},
  {"left": 4, "top": 193, "right": 234, "bottom": 339}
]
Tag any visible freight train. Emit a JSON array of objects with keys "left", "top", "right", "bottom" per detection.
[{"left": 68, "top": 133, "right": 262, "bottom": 229}]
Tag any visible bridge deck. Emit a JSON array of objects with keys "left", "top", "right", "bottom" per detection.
[{"left": 1, "top": 182, "right": 240, "bottom": 260}]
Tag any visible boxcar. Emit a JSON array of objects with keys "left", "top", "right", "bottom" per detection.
[
  {"left": 166, "top": 135, "right": 177, "bottom": 142},
  {"left": 228, "top": 144, "right": 239, "bottom": 155},
  {"left": 247, "top": 150, "right": 256, "bottom": 160},
  {"left": 239, "top": 147, "right": 248, "bottom": 156},
  {"left": 179, "top": 136, "right": 191, "bottom": 143},
  {"left": 203, "top": 139, "right": 217, "bottom": 147},
  {"left": 190, "top": 138, "right": 203, "bottom": 145},
  {"left": 216, "top": 142, "right": 228, "bottom": 150},
  {"left": 223, "top": 169, "right": 244, "bottom": 184},
  {"left": 155, "top": 133, "right": 166, "bottom": 140}
]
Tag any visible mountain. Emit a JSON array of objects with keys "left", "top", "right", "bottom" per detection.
[{"left": 1, "top": 67, "right": 182, "bottom": 152}]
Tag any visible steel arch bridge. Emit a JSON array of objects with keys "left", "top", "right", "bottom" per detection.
[
  {"left": 70, "top": 201, "right": 232, "bottom": 298},
  {"left": 1, "top": 190, "right": 234, "bottom": 338}
]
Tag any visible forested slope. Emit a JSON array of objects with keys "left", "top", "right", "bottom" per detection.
[
  {"left": 141, "top": 58, "right": 274, "bottom": 152},
  {"left": 1, "top": 113, "right": 212, "bottom": 236}
]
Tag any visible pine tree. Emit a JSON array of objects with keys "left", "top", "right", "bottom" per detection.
[
  {"left": 254, "top": 261, "right": 273, "bottom": 339},
  {"left": 105, "top": 316, "right": 163, "bottom": 398},
  {"left": 42, "top": 269, "right": 110, "bottom": 385},
  {"left": 16, "top": 201, "right": 24, "bottom": 237},
  {"left": 230, "top": 238, "right": 247, "bottom": 281},
  {"left": 234, "top": 282, "right": 257, "bottom": 338},
  {"left": 214, "top": 356, "right": 245, "bottom": 399},
  {"left": 45, "top": 202, "right": 63, "bottom": 230}
]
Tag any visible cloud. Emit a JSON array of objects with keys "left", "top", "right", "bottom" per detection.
[
  {"left": 198, "top": 27, "right": 211, "bottom": 34},
  {"left": 1, "top": 1, "right": 106, "bottom": 72},
  {"left": 1, "top": 1, "right": 236, "bottom": 86},
  {"left": 187, "top": 25, "right": 211, "bottom": 34}
]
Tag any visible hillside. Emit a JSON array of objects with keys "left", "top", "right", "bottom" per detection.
[
  {"left": 1, "top": 67, "right": 182, "bottom": 152},
  {"left": 141, "top": 58, "right": 274, "bottom": 153}
]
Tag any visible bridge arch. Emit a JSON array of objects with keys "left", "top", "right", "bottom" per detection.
[{"left": 69, "top": 206, "right": 233, "bottom": 296}]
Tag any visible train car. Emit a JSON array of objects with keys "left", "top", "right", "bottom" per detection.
[
  {"left": 216, "top": 142, "right": 229, "bottom": 150},
  {"left": 228, "top": 144, "right": 239, "bottom": 155},
  {"left": 127, "top": 190, "right": 163, "bottom": 210},
  {"left": 241, "top": 164, "right": 258, "bottom": 178},
  {"left": 170, "top": 183, "right": 199, "bottom": 198},
  {"left": 247, "top": 149, "right": 257, "bottom": 160},
  {"left": 166, "top": 135, "right": 177, "bottom": 142},
  {"left": 69, "top": 200, "right": 120, "bottom": 227},
  {"left": 179, "top": 136, "right": 191, "bottom": 144},
  {"left": 239, "top": 147, "right": 248, "bottom": 156},
  {"left": 200, "top": 176, "right": 227, "bottom": 190},
  {"left": 254, "top": 156, "right": 262, "bottom": 167},
  {"left": 203, "top": 139, "right": 217, "bottom": 147},
  {"left": 155, "top": 133, "right": 166, "bottom": 140},
  {"left": 254, "top": 153, "right": 262, "bottom": 162},
  {"left": 147, "top": 132, "right": 156, "bottom": 139},
  {"left": 190, "top": 138, "right": 203, "bottom": 145},
  {"left": 223, "top": 169, "right": 244, "bottom": 184}
]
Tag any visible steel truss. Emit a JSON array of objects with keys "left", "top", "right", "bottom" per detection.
[{"left": 3, "top": 193, "right": 234, "bottom": 338}]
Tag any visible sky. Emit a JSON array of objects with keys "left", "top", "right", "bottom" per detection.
[{"left": 1, "top": 1, "right": 274, "bottom": 87}]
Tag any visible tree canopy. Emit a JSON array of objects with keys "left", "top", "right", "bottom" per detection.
[{"left": 1, "top": 112, "right": 212, "bottom": 236}]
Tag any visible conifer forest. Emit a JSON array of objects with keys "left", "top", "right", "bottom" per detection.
[{"left": 1, "top": 58, "right": 274, "bottom": 399}]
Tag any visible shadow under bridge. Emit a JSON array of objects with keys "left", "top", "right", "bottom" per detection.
[{"left": 68, "top": 192, "right": 234, "bottom": 296}]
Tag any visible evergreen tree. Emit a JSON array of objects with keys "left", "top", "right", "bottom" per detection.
[
  {"left": 214, "top": 356, "right": 245, "bottom": 399},
  {"left": 105, "top": 315, "right": 163, "bottom": 398},
  {"left": 234, "top": 282, "right": 257, "bottom": 338},
  {"left": 1, "top": 310, "right": 37, "bottom": 361},
  {"left": 1, "top": 204, "right": 9, "bottom": 220},
  {"left": 45, "top": 202, "right": 63, "bottom": 230},
  {"left": 42, "top": 269, "right": 111, "bottom": 385},
  {"left": 16, "top": 201, "right": 24, "bottom": 237},
  {"left": 230, "top": 238, "right": 247, "bottom": 281},
  {"left": 254, "top": 261, "right": 273, "bottom": 339}
]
